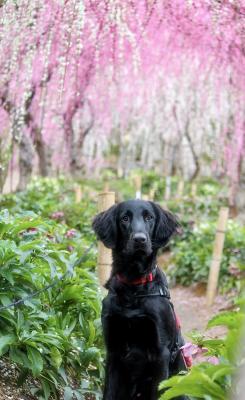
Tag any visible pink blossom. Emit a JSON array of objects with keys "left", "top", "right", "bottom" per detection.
[
  {"left": 228, "top": 263, "right": 241, "bottom": 277},
  {"left": 46, "top": 234, "right": 55, "bottom": 241},
  {"left": 65, "top": 229, "right": 77, "bottom": 239},
  {"left": 180, "top": 342, "right": 199, "bottom": 358},
  {"left": 27, "top": 227, "right": 38, "bottom": 233},
  {"left": 51, "top": 211, "right": 65, "bottom": 220},
  {"left": 207, "top": 356, "right": 219, "bottom": 365},
  {"left": 0, "top": 0, "right": 244, "bottom": 193}
]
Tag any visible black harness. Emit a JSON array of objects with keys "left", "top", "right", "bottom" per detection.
[{"left": 106, "top": 267, "right": 189, "bottom": 371}]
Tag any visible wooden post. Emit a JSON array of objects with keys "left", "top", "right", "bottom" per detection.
[
  {"left": 134, "top": 175, "right": 142, "bottom": 199},
  {"left": 206, "top": 207, "right": 229, "bottom": 306},
  {"left": 97, "top": 191, "right": 116, "bottom": 287},
  {"left": 103, "top": 182, "right": 109, "bottom": 192},
  {"left": 176, "top": 180, "right": 184, "bottom": 199},
  {"left": 164, "top": 176, "right": 171, "bottom": 201},
  {"left": 148, "top": 188, "right": 156, "bottom": 201},
  {"left": 75, "top": 185, "right": 82, "bottom": 203},
  {"left": 117, "top": 167, "right": 123, "bottom": 178},
  {"left": 191, "top": 183, "right": 197, "bottom": 199}
]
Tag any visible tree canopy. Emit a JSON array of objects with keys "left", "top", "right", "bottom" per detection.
[{"left": 0, "top": 1, "right": 244, "bottom": 197}]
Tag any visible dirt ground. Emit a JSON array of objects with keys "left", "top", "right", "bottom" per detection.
[
  {"left": 0, "top": 357, "right": 35, "bottom": 400},
  {"left": 170, "top": 284, "right": 229, "bottom": 339},
  {"left": 0, "top": 285, "right": 230, "bottom": 400}
]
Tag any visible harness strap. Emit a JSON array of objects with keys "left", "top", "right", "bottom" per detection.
[
  {"left": 113, "top": 266, "right": 192, "bottom": 368},
  {"left": 134, "top": 285, "right": 170, "bottom": 298},
  {"left": 171, "top": 308, "right": 193, "bottom": 369}
]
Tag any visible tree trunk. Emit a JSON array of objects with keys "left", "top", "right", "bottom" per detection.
[
  {"left": 17, "top": 133, "right": 34, "bottom": 191},
  {"left": 184, "top": 123, "right": 200, "bottom": 181},
  {"left": 33, "top": 127, "right": 52, "bottom": 176},
  {"left": 235, "top": 156, "right": 245, "bottom": 222},
  {"left": 0, "top": 131, "right": 12, "bottom": 193}
]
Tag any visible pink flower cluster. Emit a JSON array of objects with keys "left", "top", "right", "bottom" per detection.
[
  {"left": 181, "top": 342, "right": 219, "bottom": 365},
  {"left": 51, "top": 211, "right": 65, "bottom": 221},
  {"left": 65, "top": 229, "right": 77, "bottom": 239}
]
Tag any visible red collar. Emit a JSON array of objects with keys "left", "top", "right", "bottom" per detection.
[{"left": 116, "top": 271, "right": 154, "bottom": 285}]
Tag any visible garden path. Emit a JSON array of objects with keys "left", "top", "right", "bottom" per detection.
[{"left": 171, "top": 284, "right": 229, "bottom": 339}]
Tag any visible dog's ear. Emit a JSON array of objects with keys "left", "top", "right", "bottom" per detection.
[
  {"left": 149, "top": 202, "right": 180, "bottom": 248},
  {"left": 92, "top": 204, "right": 118, "bottom": 249}
]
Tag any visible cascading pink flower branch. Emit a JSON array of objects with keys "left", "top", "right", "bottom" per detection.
[{"left": 0, "top": 0, "right": 244, "bottom": 192}]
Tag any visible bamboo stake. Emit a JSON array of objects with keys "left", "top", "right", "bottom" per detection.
[
  {"left": 117, "top": 167, "right": 123, "bottom": 178},
  {"left": 97, "top": 191, "right": 115, "bottom": 287},
  {"left": 206, "top": 207, "right": 229, "bottom": 306},
  {"left": 103, "top": 182, "right": 109, "bottom": 192},
  {"left": 148, "top": 188, "right": 156, "bottom": 201},
  {"left": 176, "top": 180, "right": 184, "bottom": 199},
  {"left": 164, "top": 176, "right": 171, "bottom": 201},
  {"left": 75, "top": 185, "right": 82, "bottom": 203},
  {"left": 134, "top": 175, "right": 142, "bottom": 199},
  {"left": 191, "top": 183, "right": 197, "bottom": 199}
]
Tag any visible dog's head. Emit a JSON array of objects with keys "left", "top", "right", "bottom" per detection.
[{"left": 92, "top": 199, "right": 179, "bottom": 256}]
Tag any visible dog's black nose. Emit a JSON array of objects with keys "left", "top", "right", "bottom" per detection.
[{"left": 133, "top": 233, "right": 147, "bottom": 244}]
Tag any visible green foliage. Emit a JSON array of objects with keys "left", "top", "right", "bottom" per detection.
[
  {"left": 170, "top": 219, "right": 245, "bottom": 291},
  {"left": 160, "top": 307, "right": 245, "bottom": 400},
  {"left": 0, "top": 208, "right": 103, "bottom": 399},
  {"left": 0, "top": 174, "right": 242, "bottom": 398},
  {"left": 140, "top": 170, "right": 165, "bottom": 199}
]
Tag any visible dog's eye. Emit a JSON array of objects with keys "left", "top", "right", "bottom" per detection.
[
  {"left": 145, "top": 214, "right": 153, "bottom": 221},
  {"left": 122, "top": 215, "right": 129, "bottom": 222}
]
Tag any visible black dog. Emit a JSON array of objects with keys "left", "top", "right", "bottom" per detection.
[{"left": 93, "top": 200, "right": 189, "bottom": 400}]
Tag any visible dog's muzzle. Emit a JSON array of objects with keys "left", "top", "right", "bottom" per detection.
[{"left": 126, "top": 232, "right": 152, "bottom": 255}]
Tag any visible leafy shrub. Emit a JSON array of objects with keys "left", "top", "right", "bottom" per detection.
[
  {"left": 160, "top": 304, "right": 245, "bottom": 399},
  {"left": 170, "top": 219, "right": 245, "bottom": 291},
  {"left": 0, "top": 177, "right": 98, "bottom": 235},
  {"left": 0, "top": 174, "right": 240, "bottom": 399},
  {"left": 0, "top": 209, "right": 103, "bottom": 399}
]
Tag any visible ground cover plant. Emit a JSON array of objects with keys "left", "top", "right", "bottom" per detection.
[
  {"left": 0, "top": 182, "right": 103, "bottom": 399},
  {"left": 0, "top": 175, "right": 243, "bottom": 399},
  {"left": 160, "top": 300, "right": 245, "bottom": 400},
  {"left": 170, "top": 219, "right": 245, "bottom": 292}
]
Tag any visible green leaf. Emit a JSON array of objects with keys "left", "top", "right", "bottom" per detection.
[
  {"left": 74, "top": 390, "right": 85, "bottom": 400},
  {"left": 64, "top": 386, "right": 73, "bottom": 400},
  {"left": 58, "top": 367, "right": 68, "bottom": 384},
  {"left": 212, "top": 365, "right": 234, "bottom": 381},
  {"left": 225, "top": 329, "right": 240, "bottom": 363},
  {"left": 160, "top": 368, "right": 226, "bottom": 400},
  {"left": 10, "top": 347, "right": 31, "bottom": 369},
  {"left": 50, "top": 347, "right": 62, "bottom": 369},
  {"left": 59, "top": 285, "right": 83, "bottom": 302},
  {"left": 88, "top": 320, "right": 96, "bottom": 345},
  {"left": 17, "top": 369, "right": 29, "bottom": 386},
  {"left": 27, "top": 346, "right": 44, "bottom": 376},
  {"left": 0, "top": 334, "right": 16, "bottom": 354},
  {"left": 161, "top": 384, "right": 218, "bottom": 400},
  {"left": 64, "top": 318, "right": 77, "bottom": 336},
  {"left": 207, "top": 311, "right": 245, "bottom": 330},
  {"left": 40, "top": 378, "right": 51, "bottom": 400}
]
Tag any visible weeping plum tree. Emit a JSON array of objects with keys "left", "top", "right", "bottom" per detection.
[{"left": 0, "top": 0, "right": 244, "bottom": 205}]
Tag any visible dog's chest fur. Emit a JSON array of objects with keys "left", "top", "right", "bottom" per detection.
[{"left": 102, "top": 275, "right": 177, "bottom": 355}]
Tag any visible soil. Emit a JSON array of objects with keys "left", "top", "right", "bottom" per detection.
[
  {"left": 170, "top": 283, "right": 230, "bottom": 339},
  {"left": 0, "top": 358, "right": 35, "bottom": 400}
]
